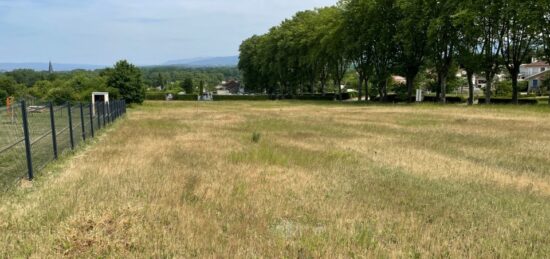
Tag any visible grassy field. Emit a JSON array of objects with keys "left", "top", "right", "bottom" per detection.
[{"left": 1, "top": 101, "right": 550, "bottom": 257}]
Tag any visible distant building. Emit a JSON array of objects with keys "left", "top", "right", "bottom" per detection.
[
  {"left": 520, "top": 61, "right": 550, "bottom": 92},
  {"left": 48, "top": 61, "right": 54, "bottom": 74},
  {"left": 215, "top": 80, "right": 242, "bottom": 95}
]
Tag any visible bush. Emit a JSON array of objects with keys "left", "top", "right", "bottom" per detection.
[
  {"left": 145, "top": 92, "right": 166, "bottom": 100},
  {"left": 477, "top": 97, "right": 538, "bottom": 105},
  {"left": 495, "top": 80, "right": 513, "bottom": 96},
  {"left": 0, "top": 89, "right": 7, "bottom": 105},
  {"left": 287, "top": 93, "right": 336, "bottom": 101},
  {"left": 213, "top": 95, "right": 270, "bottom": 101},
  {"left": 423, "top": 95, "right": 465, "bottom": 104},
  {"left": 174, "top": 94, "right": 198, "bottom": 101}
]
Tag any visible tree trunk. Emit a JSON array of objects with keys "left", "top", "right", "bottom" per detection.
[
  {"left": 337, "top": 80, "right": 342, "bottom": 101},
  {"left": 364, "top": 77, "right": 369, "bottom": 102},
  {"left": 380, "top": 80, "right": 388, "bottom": 103},
  {"left": 440, "top": 73, "right": 447, "bottom": 104},
  {"left": 435, "top": 73, "right": 442, "bottom": 100},
  {"left": 511, "top": 70, "right": 519, "bottom": 105},
  {"left": 485, "top": 72, "right": 492, "bottom": 104},
  {"left": 357, "top": 76, "right": 363, "bottom": 102},
  {"left": 406, "top": 74, "right": 414, "bottom": 103},
  {"left": 467, "top": 71, "right": 474, "bottom": 106}
]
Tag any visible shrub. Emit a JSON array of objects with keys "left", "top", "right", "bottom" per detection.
[
  {"left": 145, "top": 92, "right": 166, "bottom": 100},
  {"left": 423, "top": 95, "right": 465, "bottom": 104},
  {"left": 288, "top": 93, "right": 336, "bottom": 101},
  {"left": 477, "top": 97, "right": 538, "bottom": 105},
  {"left": 174, "top": 94, "right": 198, "bottom": 101}
]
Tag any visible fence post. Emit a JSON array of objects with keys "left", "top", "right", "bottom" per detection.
[
  {"left": 49, "top": 102, "right": 58, "bottom": 160},
  {"left": 102, "top": 102, "right": 106, "bottom": 127},
  {"left": 97, "top": 102, "right": 101, "bottom": 130},
  {"left": 21, "top": 100, "right": 34, "bottom": 180},
  {"left": 80, "top": 103, "right": 86, "bottom": 141},
  {"left": 89, "top": 103, "right": 95, "bottom": 138},
  {"left": 67, "top": 103, "right": 75, "bottom": 150}
]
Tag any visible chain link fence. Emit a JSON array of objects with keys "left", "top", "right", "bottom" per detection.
[{"left": 0, "top": 100, "right": 126, "bottom": 191}]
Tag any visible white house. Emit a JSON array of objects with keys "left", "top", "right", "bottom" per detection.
[{"left": 520, "top": 61, "right": 550, "bottom": 92}]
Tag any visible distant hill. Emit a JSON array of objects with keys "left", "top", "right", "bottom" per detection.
[
  {"left": 164, "top": 56, "right": 239, "bottom": 67},
  {"left": 0, "top": 63, "right": 106, "bottom": 72}
]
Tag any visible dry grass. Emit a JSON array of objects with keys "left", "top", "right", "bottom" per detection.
[{"left": 1, "top": 101, "right": 550, "bottom": 258}]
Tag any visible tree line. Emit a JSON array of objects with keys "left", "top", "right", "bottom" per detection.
[
  {"left": 238, "top": 0, "right": 550, "bottom": 104},
  {"left": 1, "top": 62, "right": 240, "bottom": 105}
]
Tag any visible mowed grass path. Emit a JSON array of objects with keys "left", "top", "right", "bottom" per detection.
[{"left": 1, "top": 101, "right": 550, "bottom": 257}]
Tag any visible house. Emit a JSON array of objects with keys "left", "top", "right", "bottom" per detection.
[
  {"left": 215, "top": 80, "right": 242, "bottom": 95},
  {"left": 520, "top": 61, "right": 550, "bottom": 92}
]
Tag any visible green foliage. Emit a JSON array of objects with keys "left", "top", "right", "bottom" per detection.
[
  {"left": 478, "top": 97, "right": 539, "bottom": 105},
  {"left": 103, "top": 60, "right": 145, "bottom": 104},
  {"left": 174, "top": 94, "right": 198, "bottom": 101},
  {"left": 0, "top": 89, "right": 7, "bottom": 105},
  {"left": 495, "top": 80, "right": 513, "bottom": 96},
  {"left": 46, "top": 86, "right": 78, "bottom": 105},
  {"left": 181, "top": 78, "right": 194, "bottom": 94}
]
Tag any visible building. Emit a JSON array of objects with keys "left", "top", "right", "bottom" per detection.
[
  {"left": 215, "top": 80, "right": 242, "bottom": 95},
  {"left": 520, "top": 61, "right": 550, "bottom": 92}
]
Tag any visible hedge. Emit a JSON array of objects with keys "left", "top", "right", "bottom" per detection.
[
  {"left": 477, "top": 97, "right": 538, "bottom": 105},
  {"left": 146, "top": 92, "right": 198, "bottom": 101},
  {"left": 282, "top": 93, "right": 336, "bottom": 101},
  {"left": 145, "top": 92, "right": 166, "bottom": 100},
  {"left": 423, "top": 95, "right": 465, "bottom": 104},
  {"left": 173, "top": 94, "right": 198, "bottom": 101},
  {"left": 213, "top": 95, "right": 270, "bottom": 101}
]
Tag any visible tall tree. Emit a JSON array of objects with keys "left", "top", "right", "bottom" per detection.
[
  {"left": 103, "top": 60, "right": 145, "bottom": 104},
  {"left": 320, "top": 7, "right": 349, "bottom": 101},
  {"left": 428, "top": 0, "right": 458, "bottom": 103},
  {"left": 181, "top": 78, "right": 194, "bottom": 94},
  {"left": 395, "top": 0, "right": 431, "bottom": 102},
  {"left": 454, "top": 4, "right": 483, "bottom": 105},
  {"left": 369, "top": 0, "right": 400, "bottom": 102},
  {"left": 473, "top": 0, "right": 506, "bottom": 104},
  {"left": 343, "top": 0, "right": 374, "bottom": 101},
  {"left": 500, "top": 0, "right": 540, "bottom": 104}
]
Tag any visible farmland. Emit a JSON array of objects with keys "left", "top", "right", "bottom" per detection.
[{"left": 1, "top": 101, "right": 550, "bottom": 257}]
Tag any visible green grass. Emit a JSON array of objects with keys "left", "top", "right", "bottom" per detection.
[{"left": 1, "top": 101, "right": 550, "bottom": 257}]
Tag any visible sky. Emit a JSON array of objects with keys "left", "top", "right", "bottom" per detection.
[{"left": 0, "top": 0, "right": 336, "bottom": 66}]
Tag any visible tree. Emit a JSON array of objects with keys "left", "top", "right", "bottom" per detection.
[
  {"left": 470, "top": 0, "right": 506, "bottom": 104},
  {"left": 321, "top": 7, "right": 349, "bottom": 101},
  {"left": 500, "top": 0, "right": 541, "bottom": 104},
  {"left": 368, "top": 0, "right": 400, "bottom": 102},
  {"left": 182, "top": 78, "right": 194, "bottom": 94},
  {"left": 156, "top": 73, "right": 165, "bottom": 90},
  {"left": 454, "top": 4, "right": 483, "bottom": 105},
  {"left": 541, "top": 0, "right": 550, "bottom": 104},
  {"left": 395, "top": 0, "right": 431, "bottom": 103},
  {"left": 103, "top": 60, "right": 145, "bottom": 104},
  {"left": 429, "top": 0, "right": 458, "bottom": 103},
  {"left": 344, "top": 0, "right": 374, "bottom": 101},
  {"left": 199, "top": 80, "right": 205, "bottom": 95}
]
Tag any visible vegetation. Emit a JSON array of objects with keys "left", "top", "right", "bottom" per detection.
[
  {"left": 239, "top": 0, "right": 550, "bottom": 105},
  {"left": 1, "top": 101, "right": 550, "bottom": 257},
  {"left": 0, "top": 64, "right": 239, "bottom": 105}
]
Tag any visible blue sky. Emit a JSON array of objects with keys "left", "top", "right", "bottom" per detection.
[{"left": 0, "top": 0, "right": 335, "bottom": 65}]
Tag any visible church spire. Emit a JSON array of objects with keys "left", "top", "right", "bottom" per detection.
[{"left": 48, "top": 61, "right": 54, "bottom": 74}]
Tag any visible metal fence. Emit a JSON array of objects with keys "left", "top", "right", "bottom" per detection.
[{"left": 0, "top": 100, "right": 126, "bottom": 190}]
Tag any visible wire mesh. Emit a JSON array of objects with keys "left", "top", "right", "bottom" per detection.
[
  {"left": 0, "top": 100, "right": 125, "bottom": 191},
  {"left": 0, "top": 103, "right": 28, "bottom": 190}
]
